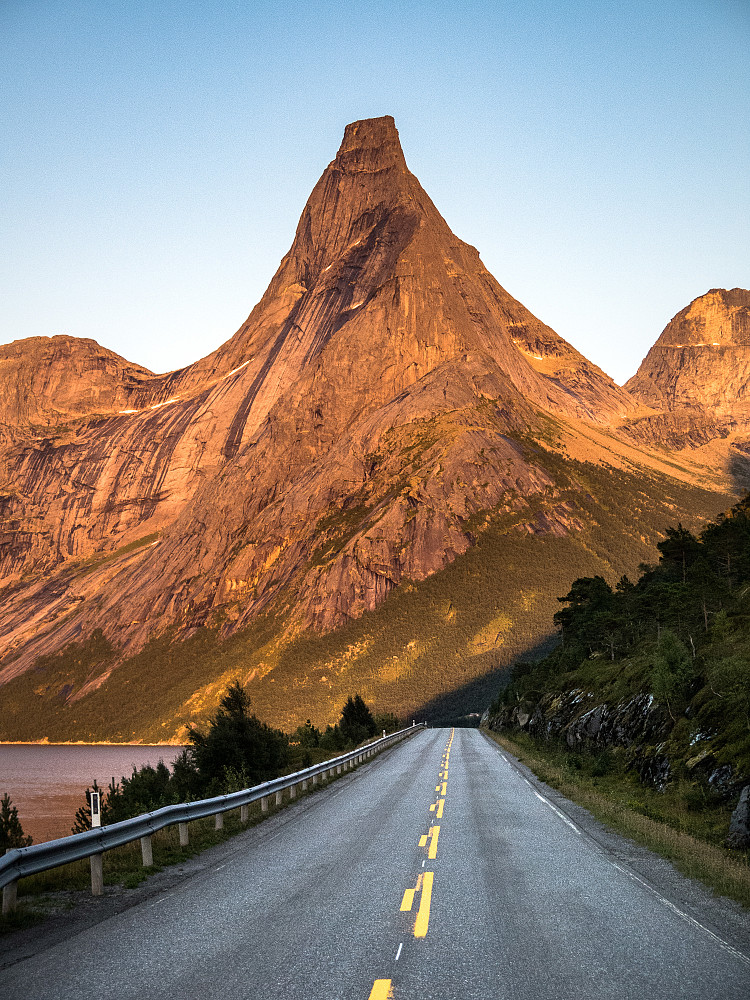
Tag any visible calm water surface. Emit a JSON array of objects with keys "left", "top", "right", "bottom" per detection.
[{"left": 0, "top": 744, "right": 184, "bottom": 844}]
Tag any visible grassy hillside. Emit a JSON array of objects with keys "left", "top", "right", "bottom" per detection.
[{"left": 0, "top": 442, "right": 735, "bottom": 742}]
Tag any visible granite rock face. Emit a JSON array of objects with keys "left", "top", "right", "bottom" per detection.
[
  {"left": 0, "top": 117, "right": 734, "bottom": 691},
  {"left": 625, "top": 289, "right": 750, "bottom": 434},
  {"left": 727, "top": 785, "right": 750, "bottom": 849}
]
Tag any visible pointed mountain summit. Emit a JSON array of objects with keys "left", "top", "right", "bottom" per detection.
[{"left": 0, "top": 118, "right": 736, "bottom": 738}]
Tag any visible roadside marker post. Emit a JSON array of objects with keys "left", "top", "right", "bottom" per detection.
[{"left": 90, "top": 791, "right": 101, "bottom": 828}]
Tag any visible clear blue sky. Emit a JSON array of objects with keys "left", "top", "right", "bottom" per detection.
[{"left": 2, "top": 0, "right": 748, "bottom": 384}]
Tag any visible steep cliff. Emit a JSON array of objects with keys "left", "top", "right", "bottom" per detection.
[
  {"left": 0, "top": 118, "right": 741, "bottom": 737},
  {"left": 625, "top": 288, "right": 750, "bottom": 431}
]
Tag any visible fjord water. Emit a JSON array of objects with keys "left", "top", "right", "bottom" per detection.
[{"left": 0, "top": 744, "right": 184, "bottom": 844}]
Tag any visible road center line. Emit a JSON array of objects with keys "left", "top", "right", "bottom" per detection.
[
  {"left": 368, "top": 979, "right": 393, "bottom": 999},
  {"left": 414, "top": 871, "right": 434, "bottom": 937},
  {"left": 400, "top": 887, "right": 417, "bottom": 911}
]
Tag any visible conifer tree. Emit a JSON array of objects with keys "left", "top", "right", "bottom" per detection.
[{"left": 1, "top": 793, "right": 32, "bottom": 850}]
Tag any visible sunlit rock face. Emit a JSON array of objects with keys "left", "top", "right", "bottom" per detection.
[
  {"left": 625, "top": 289, "right": 750, "bottom": 428},
  {"left": 0, "top": 116, "right": 728, "bottom": 686}
]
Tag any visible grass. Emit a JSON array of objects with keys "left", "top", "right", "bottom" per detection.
[
  {"left": 0, "top": 739, "right": 388, "bottom": 933},
  {"left": 484, "top": 728, "right": 750, "bottom": 909}
]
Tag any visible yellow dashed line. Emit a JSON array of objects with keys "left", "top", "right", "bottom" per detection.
[
  {"left": 436, "top": 799, "right": 444, "bottom": 819},
  {"left": 401, "top": 873, "right": 424, "bottom": 911},
  {"left": 400, "top": 887, "right": 417, "bottom": 911},
  {"left": 427, "top": 826, "right": 440, "bottom": 859},
  {"left": 414, "top": 871, "right": 434, "bottom": 937},
  {"left": 368, "top": 979, "right": 393, "bottom": 999},
  {"left": 419, "top": 825, "right": 440, "bottom": 858}
]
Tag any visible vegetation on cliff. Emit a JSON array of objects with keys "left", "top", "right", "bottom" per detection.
[{"left": 487, "top": 494, "right": 750, "bottom": 868}]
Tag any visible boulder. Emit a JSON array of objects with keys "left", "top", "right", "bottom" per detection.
[{"left": 727, "top": 785, "right": 750, "bottom": 850}]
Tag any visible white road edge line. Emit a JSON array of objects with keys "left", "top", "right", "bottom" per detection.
[
  {"left": 496, "top": 740, "right": 750, "bottom": 967},
  {"left": 533, "top": 789, "right": 581, "bottom": 835},
  {"left": 395, "top": 943, "right": 403, "bottom": 961},
  {"left": 148, "top": 892, "right": 174, "bottom": 908},
  {"left": 611, "top": 863, "right": 750, "bottom": 968},
  {"left": 499, "top": 749, "right": 581, "bottom": 836}
]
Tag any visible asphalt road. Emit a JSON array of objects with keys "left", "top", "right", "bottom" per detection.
[{"left": 1, "top": 727, "right": 749, "bottom": 999}]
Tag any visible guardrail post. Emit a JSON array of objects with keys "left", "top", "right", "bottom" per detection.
[
  {"left": 240, "top": 804, "right": 249, "bottom": 822},
  {"left": 140, "top": 835, "right": 153, "bottom": 867},
  {"left": 179, "top": 822, "right": 189, "bottom": 846},
  {"left": 2, "top": 879, "right": 18, "bottom": 915},
  {"left": 301, "top": 778, "right": 308, "bottom": 792},
  {"left": 275, "top": 790, "right": 283, "bottom": 806},
  {"left": 289, "top": 783, "right": 296, "bottom": 800},
  {"left": 215, "top": 813, "right": 224, "bottom": 830},
  {"left": 336, "top": 763, "right": 342, "bottom": 775},
  {"left": 261, "top": 795, "right": 269, "bottom": 813},
  {"left": 90, "top": 853, "right": 104, "bottom": 896},
  {"left": 312, "top": 774, "right": 318, "bottom": 787}
]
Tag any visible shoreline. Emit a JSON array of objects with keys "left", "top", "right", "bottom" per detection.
[{"left": 0, "top": 741, "right": 183, "bottom": 747}]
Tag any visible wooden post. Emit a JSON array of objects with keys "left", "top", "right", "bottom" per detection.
[
  {"left": 312, "top": 773, "right": 318, "bottom": 787},
  {"left": 275, "top": 790, "right": 283, "bottom": 806},
  {"left": 179, "top": 822, "right": 189, "bottom": 846},
  {"left": 140, "top": 835, "right": 153, "bottom": 867},
  {"left": 215, "top": 812, "right": 224, "bottom": 830},
  {"left": 261, "top": 796, "right": 269, "bottom": 813},
  {"left": 90, "top": 853, "right": 104, "bottom": 896},
  {"left": 2, "top": 880, "right": 18, "bottom": 915},
  {"left": 240, "top": 804, "right": 249, "bottom": 822},
  {"left": 301, "top": 778, "right": 308, "bottom": 792},
  {"left": 289, "top": 783, "right": 296, "bottom": 800}
]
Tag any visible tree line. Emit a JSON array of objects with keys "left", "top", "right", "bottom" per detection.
[
  {"left": 492, "top": 493, "right": 750, "bottom": 765},
  {"left": 71, "top": 689, "right": 400, "bottom": 832},
  {"left": 0, "top": 689, "right": 401, "bottom": 849}
]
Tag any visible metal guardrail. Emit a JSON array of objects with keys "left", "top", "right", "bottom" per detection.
[{"left": 1, "top": 723, "right": 426, "bottom": 912}]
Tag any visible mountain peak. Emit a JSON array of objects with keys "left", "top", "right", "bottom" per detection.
[
  {"left": 333, "top": 115, "right": 407, "bottom": 173},
  {"left": 625, "top": 286, "right": 750, "bottom": 424}
]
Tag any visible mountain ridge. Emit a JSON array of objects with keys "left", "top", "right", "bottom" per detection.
[{"left": 0, "top": 117, "right": 745, "bottom": 737}]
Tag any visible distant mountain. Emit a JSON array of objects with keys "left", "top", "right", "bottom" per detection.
[
  {"left": 0, "top": 118, "right": 741, "bottom": 739},
  {"left": 622, "top": 289, "right": 750, "bottom": 449}
]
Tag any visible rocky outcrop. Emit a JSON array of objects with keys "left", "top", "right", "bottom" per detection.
[
  {"left": 728, "top": 786, "right": 750, "bottom": 849},
  {"left": 488, "top": 689, "right": 747, "bottom": 802},
  {"left": 495, "top": 689, "right": 670, "bottom": 752},
  {"left": 625, "top": 288, "right": 750, "bottom": 439}
]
